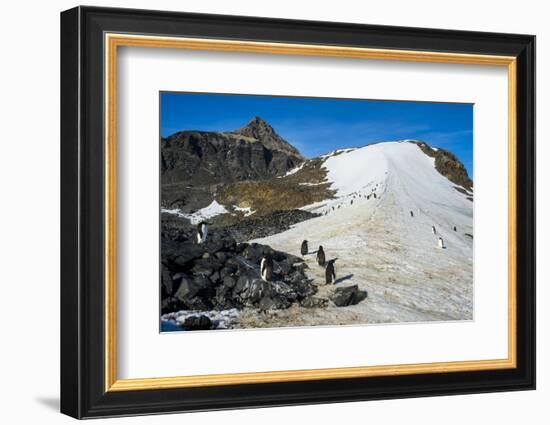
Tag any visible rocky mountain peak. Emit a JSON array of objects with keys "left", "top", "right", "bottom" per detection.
[
  {"left": 237, "top": 116, "right": 275, "bottom": 138},
  {"left": 234, "top": 117, "right": 304, "bottom": 159}
]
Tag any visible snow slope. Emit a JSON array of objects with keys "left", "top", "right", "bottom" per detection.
[
  {"left": 252, "top": 141, "right": 473, "bottom": 327},
  {"left": 162, "top": 200, "right": 229, "bottom": 225}
]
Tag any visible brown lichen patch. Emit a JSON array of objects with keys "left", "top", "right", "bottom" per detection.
[{"left": 216, "top": 158, "right": 336, "bottom": 217}]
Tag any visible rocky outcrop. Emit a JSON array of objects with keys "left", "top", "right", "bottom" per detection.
[
  {"left": 161, "top": 117, "right": 303, "bottom": 187},
  {"left": 161, "top": 228, "right": 318, "bottom": 317},
  {"left": 161, "top": 117, "right": 305, "bottom": 211},
  {"left": 221, "top": 209, "right": 320, "bottom": 241},
  {"left": 181, "top": 315, "right": 213, "bottom": 331},
  {"left": 161, "top": 209, "right": 318, "bottom": 244},
  {"left": 412, "top": 141, "right": 473, "bottom": 190},
  {"left": 232, "top": 116, "right": 303, "bottom": 159}
]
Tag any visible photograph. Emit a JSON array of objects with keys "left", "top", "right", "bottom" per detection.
[
  {"left": 56, "top": 4, "right": 537, "bottom": 419},
  {"left": 159, "top": 93, "right": 474, "bottom": 332}
]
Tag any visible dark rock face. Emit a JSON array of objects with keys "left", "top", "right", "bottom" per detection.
[
  {"left": 161, "top": 117, "right": 304, "bottom": 210},
  {"left": 223, "top": 209, "right": 319, "bottom": 241},
  {"left": 233, "top": 116, "right": 303, "bottom": 159},
  {"left": 330, "top": 285, "right": 368, "bottom": 307},
  {"left": 412, "top": 141, "right": 473, "bottom": 190},
  {"left": 181, "top": 315, "right": 213, "bottom": 331}
]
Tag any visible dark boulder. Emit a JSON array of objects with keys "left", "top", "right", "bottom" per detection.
[
  {"left": 181, "top": 315, "right": 213, "bottom": 331},
  {"left": 174, "top": 275, "right": 212, "bottom": 301},
  {"left": 241, "top": 243, "right": 265, "bottom": 263},
  {"left": 191, "top": 257, "right": 223, "bottom": 277},
  {"left": 161, "top": 265, "right": 175, "bottom": 296},
  {"left": 161, "top": 297, "right": 184, "bottom": 315},
  {"left": 222, "top": 275, "right": 236, "bottom": 289},
  {"left": 220, "top": 266, "right": 237, "bottom": 278},
  {"left": 215, "top": 251, "right": 228, "bottom": 263},
  {"left": 330, "top": 285, "right": 368, "bottom": 307}
]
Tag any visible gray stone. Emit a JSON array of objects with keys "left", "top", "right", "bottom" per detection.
[{"left": 330, "top": 285, "right": 368, "bottom": 307}]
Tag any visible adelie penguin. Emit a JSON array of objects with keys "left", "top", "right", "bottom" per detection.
[
  {"left": 410, "top": 210, "right": 414, "bottom": 217},
  {"left": 325, "top": 259, "right": 337, "bottom": 284},
  {"left": 196, "top": 221, "right": 210, "bottom": 244},
  {"left": 301, "top": 240, "right": 308, "bottom": 256},
  {"left": 438, "top": 237, "right": 446, "bottom": 249},
  {"left": 431, "top": 225, "right": 436, "bottom": 235},
  {"left": 260, "top": 254, "right": 274, "bottom": 282},
  {"left": 317, "top": 246, "right": 326, "bottom": 267}
]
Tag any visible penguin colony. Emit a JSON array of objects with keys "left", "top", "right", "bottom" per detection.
[{"left": 194, "top": 177, "right": 461, "bottom": 288}]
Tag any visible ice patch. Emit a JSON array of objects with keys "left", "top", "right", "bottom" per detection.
[
  {"left": 278, "top": 162, "right": 305, "bottom": 178},
  {"left": 162, "top": 200, "right": 229, "bottom": 225},
  {"left": 299, "top": 182, "right": 326, "bottom": 186},
  {"left": 234, "top": 205, "right": 256, "bottom": 217}
]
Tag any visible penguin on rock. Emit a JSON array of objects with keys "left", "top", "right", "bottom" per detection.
[{"left": 260, "top": 254, "right": 274, "bottom": 282}]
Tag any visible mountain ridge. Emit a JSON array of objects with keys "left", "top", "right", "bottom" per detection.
[{"left": 161, "top": 118, "right": 473, "bottom": 219}]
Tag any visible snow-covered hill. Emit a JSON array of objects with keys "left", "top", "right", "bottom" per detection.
[{"left": 251, "top": 141, "right": 473, "bottom": 326}]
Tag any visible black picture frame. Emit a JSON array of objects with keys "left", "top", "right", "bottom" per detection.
[{"left": 61, "top": 5, "right": 535, "bottom": 419}]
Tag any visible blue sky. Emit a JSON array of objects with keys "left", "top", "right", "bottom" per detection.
[{"left": 161, "top": 92, "right": 474, "bottom": 177}]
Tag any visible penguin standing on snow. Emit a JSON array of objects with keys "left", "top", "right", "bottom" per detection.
[
  {"left": 410, "top": 210, "right": 414, "bottom": 217},
  {"left": 260, "top": 254, "right": 274, "bottom": 282},
  {"left": 431, "top": 225, "right": 436, "bottom": 234},
  {"left": 325, "top": 259, "right": 337, "bottom": 284},
  {"left": 438, "top": 237, "right": 446, "bottom": 249},
  {"left": 317, "top": 246, "right": 326, "bottom": 267},
  {"left": 196, "top": 221, "right": 209, "bottom": 244},
  {"left": 453, "top": 226, "right": 457, "bottom": 232},
  {"left": 301, "top": 240, "right": 308, "bottom": 256}
]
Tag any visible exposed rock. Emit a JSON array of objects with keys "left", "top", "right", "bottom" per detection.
[
  {"left": 161, "top": 265, "right": 175, "bottom": 297},
  {"left": 161, "top": 225, "right": 315, "bottom": 314},
  {"left": 330, "top": 285, "right": 368, "bottom": 307},
  {"left": 181, "top": 315, "right": 213, "bottom": 331},
  {"left": 412, "top": 141, "right": 473, "bottom": 190},
  {"left": 300, "top": 297, "right": 329, "bottom": 309},
  {"left": 161, "top": 117, "right": 304, "bottom": 211},
  {"left": 233, "top": 116, "right": 303, "bottom": 159}
]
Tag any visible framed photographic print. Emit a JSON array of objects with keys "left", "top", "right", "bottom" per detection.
[{"left": 60, "top": 6, "right": 536, "bottom": 419}]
